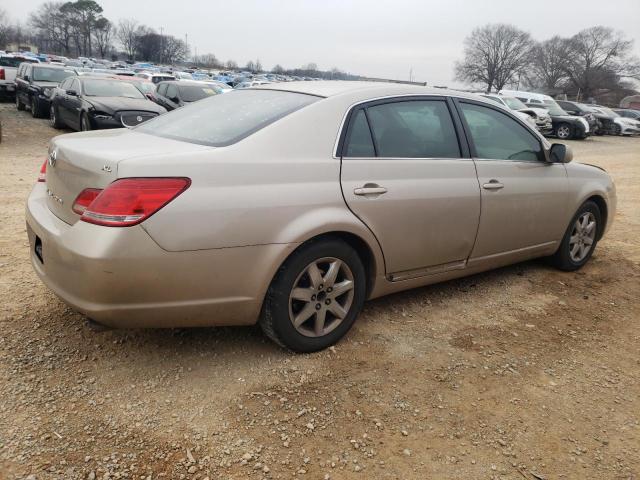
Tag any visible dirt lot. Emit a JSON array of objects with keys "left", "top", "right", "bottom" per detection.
[{"left": 0, "top": 102, "right": 639, "bottom": 480}]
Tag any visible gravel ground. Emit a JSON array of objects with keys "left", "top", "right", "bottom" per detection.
[{"left": 0, "top": 102, "right": 639, "bottom": 480}]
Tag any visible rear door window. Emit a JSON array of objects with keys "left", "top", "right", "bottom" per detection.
[
  {"left": 365, "top": 100, "right": 461, "bottom": 158},
  {"left": 344, "top": 110, "right": 375, "bottom": 157}
]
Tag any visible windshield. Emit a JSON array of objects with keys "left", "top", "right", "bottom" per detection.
[
  {"left": 132, "top": 82, "right": 155, "bottom": 94},
  {"left": 542, "top": 99, "right": 568, "bottom": 116},
  {"left": 83, "top": 79, "right": 145, "bottom": 98},
  {"left": 137, "top": 89, "right": 319, "bottom": 146},
  {"left": 179, "top": 85, "right": 219, "bottom": 102},
  {"left": 32, "top": 67, "right": 76, "bottom": 82},
  {"left": 502, "top": 97, "right": 528, "bottom": 110}
]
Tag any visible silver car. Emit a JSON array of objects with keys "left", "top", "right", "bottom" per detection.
[{"left": 26, "top": 82, "right": 616, "bottom": 352}]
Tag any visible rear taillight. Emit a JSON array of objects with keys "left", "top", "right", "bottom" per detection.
[
  {"left": 37, "top": 160, "right": 47, "bottom": 182},
  {"left": 72, "top": 188, "right": 102, "bottom": 215},
  {"left": 80, "top": 177, "right": 190, "bottom": 227},
  {"left": 0, "top": 68, "right": 5, "bottom": 81}
]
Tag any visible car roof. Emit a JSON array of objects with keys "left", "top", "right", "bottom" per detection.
[{"left": 255, "top": 80, "right": 483, "bottom": 102}]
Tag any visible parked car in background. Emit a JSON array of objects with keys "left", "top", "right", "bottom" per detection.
[
  {"left": 500, "top": 89, "right": 590, "bottom": 140},
  {"left": 15, "top": 63, "right": 77, "bottom": 118},
  {"left": 27, "top": 82, "right": 616, "bottom": 352},
  {"left": 154, "top": 80, "right": 220, "bottom": 111},
  {"left": 173, "top": 71, "right": 194, "bottom": 80},
  {"left": 135, "top": 72, "right": 176, "bottom": 84},
  {"left": 235, "top": 80, "right": 271, "bottom": 89},
  {"left": 556, "top": 100, "right": 601, "bottom": 135},
  {"left": 588, "top": 105, "right": 640, "bottom": 136},
  {"left": 117, "top": 76, "right": 158, "bottom": 101},
  {"left": 48, "top": 76, "right": 166, "bottom": 131},
  {"left": 481, "top": 94, "right": 552, "bottom": 133},
  {"left": 0, "top": 54, "right": 40, "bottom": 98},
  {"left": 614, "top": 108, "right": 640, "bottom": 121}
]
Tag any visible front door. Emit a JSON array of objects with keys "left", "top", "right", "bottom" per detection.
[
  {"left": 340, "top": 98, "right": 481, "bottom": 277},
  {"left": 456, "top": 100, "right": 569, "bottom": 262}
]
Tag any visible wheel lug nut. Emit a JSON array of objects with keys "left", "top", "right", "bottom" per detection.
[
  {"left": 327, "top": 287, "right": 333, "bottom": 293},
  {"left": 311, "top": 295, "right": 316, "bottom": 301},
  {"left": 318, "top": 285, "right": 324, "bottom": 290},
  {"left": 325, "top": 299, "right": 331, "bottom": 305},
  {"left": 315, "top": 303, "right": 321, "bottom": 310}
]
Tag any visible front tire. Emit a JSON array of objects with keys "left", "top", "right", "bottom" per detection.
[
  {"left": 555, "top": 123, "right": 573, "bottom": 140},
  {"left": 614, "top": 124, "right": 622, "bottom": 136},
  {"left": 260, "top": 238, "right": 366, "bottom": 352},
  {"left": 16, "top": 94, "right": 25, "bottom": 111},
  {"left": 549, "top": 201, "right": 601, "bottom": 271},
  {"left": 30, "top": 96, "right": 41, "bottom": 118},
  {"left": 80, "top": 113, "right": 91, "bottom": 131},
  {"left": 50, "top": 105, "right": 64, "bottom": 129}
]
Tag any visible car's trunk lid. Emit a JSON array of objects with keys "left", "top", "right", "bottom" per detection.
[{"left": 44, "top": 129, "right": 209, "bottom": 225}]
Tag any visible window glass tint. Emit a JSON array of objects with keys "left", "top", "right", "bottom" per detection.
[
  {"left": 157, "top": 83, "right": 167, "bottom": 96},
  {"left": 179, "top": 85, "right": 217, "bottom": 102},
  {"left": 344, "top": 110, "right": 375, "bottom": 157},
  {"left": 0, "top": 56, "right": 22, "bottom": 67},
  {"left": 82, "top": 79, "right": 144, "bottom": 98},
  {"left": 166, "top": 84, "right": 178, "bottom": 100},
  {"left": 366, "top": 100, "right": 460, "bottom": 158},
  {"left": 460, "top": 103, "right": 542, "bottom": 162},
  {"left": 136, "top": 89, "right": 319, "bottom": 147},
  {"left": 32, "top": 67, "right": 75, "bottom": 83}
]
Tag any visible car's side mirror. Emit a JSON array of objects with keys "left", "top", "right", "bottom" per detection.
[
  {"left": 24, "top": 75, "right": 30, "bottom": 81},
  {"left": 549, "top": 143, "right": 573, "bottom": 163},
  {"left": 66, "top": 89, "right": 78, "bottom": 96}
]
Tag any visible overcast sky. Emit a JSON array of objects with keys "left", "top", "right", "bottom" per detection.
[{"left": 3, "top": 0, "right": 639, "bottom": 86}]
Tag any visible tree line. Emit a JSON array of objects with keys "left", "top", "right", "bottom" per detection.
[
  {"left": 0, "top": 3, "right": 359, "bottom": 79},
  {"left": 455, "top": 23, "right": 640, "bottom": 100}
]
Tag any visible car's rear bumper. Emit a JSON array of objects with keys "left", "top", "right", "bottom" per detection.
[{"left": 26, "top": 183, "right": 295, "bottom": 328}]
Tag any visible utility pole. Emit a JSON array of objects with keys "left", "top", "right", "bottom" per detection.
[
  {"left": 185, "top": 33, "right": 188, "bottom": 63},
  {"left": 159, "top": 26, "right": 164, "bottom": 64}
]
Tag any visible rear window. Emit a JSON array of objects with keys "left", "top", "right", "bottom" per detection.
[
  {"left": 137, "top": 89, "right": 320, "bottom": 147},
  {"left": 0, "top": 56, "right": 21, "bottom": 68},
  {"left": 179, "top": 85, "right": 218, "bottom": 102},
  {"left": 32, "top": 67, "right": 76, "bottom": 82}
]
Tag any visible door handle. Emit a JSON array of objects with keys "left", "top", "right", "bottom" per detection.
[
  {"left": 482, "top": 180, "right": 504, "bottom": 190},
  {"left": 354, "top": 185, "right": 388, "bottom": 196}
]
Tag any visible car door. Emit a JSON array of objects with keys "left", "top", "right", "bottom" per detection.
[
  {"left": 455, "top": 100, "right": 569, "bottom": 263},
  {"left": 65, "top": 78, "right": 83, "bottom": 130},
  {"left": 340, "top": 97, "right": 481, "bottom": 278}
]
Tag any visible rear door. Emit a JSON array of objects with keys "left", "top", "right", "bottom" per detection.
[
  {"left": 340, "top": 97, "right": 481, "bottom": 278},
  {"left": 455, "top": 100, "right": 569, "bottom": 262}
]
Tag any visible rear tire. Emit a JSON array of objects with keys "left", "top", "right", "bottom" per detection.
[
  {"left": 260, "top": 238, "right": 366, "bottom": 352},
  {"left": 549, "top": 201, "right": 601, "bottom": 271}
]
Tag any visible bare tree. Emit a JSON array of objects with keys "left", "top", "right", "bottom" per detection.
[
  {"left": 528, "top": 36, "right": 571, "bottom": 91},
  {"left": 225, "top": 59, "right": 238, "bottom": 70},
  {"left": 29, "top": 2, "right": 74, "bottom": 55},
  {"left": 564, "top": 26, "right": 640, "bottom": 98},
  {"left": 199, "top": 53, "right": 219, "bottom": 68},
  {"left": 0, "top": 9, "right": 10, "bottom": 48},
  {"left": 245, "top": 60, "right": 255, "bottom": 72},
  {"left": 455, "top": 24, "right": 533, "bottom": 92},
  {"left": 116, "top": 18, "right": 138, "bottom": 60},
  {"left": 92, "top": 17, "right": 112, "bottom": 58},
  {"left": 255, "top": 58, "right": 262, "bottom": 73}
]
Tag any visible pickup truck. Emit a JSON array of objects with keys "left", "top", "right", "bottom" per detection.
[{"left": 0, "top": 55, "right": 39, "bottom": 98}]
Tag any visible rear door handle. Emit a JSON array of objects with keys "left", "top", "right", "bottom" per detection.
[
  {"left": 354, "top": 185, "right": 388, "bottom": 196},
  {"left": 482, "top": 180, "right": 504, "bottom": 190}
]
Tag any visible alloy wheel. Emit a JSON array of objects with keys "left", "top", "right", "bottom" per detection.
[
  {"left": 49, "top": 106, "right": 56, "bottom": 127},
  {"left": 288, "top": 257, "right": 355, "bottom": 337},
  {"left": 568, "top": 212, "right": 596, "bottom": 263},
  {"left": 557, "top": 125, "right": 571, "bottom": 139}
]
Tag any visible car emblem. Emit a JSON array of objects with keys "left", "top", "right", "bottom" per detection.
[
  {"left": 48, "top": 149, "right": 57, "bottom": 167},
  {"left": 136, "top": 116, "right": 143, "bottom": 122},
  {"left": 101, "top": 165, "right": 112, "bottom": 173}
]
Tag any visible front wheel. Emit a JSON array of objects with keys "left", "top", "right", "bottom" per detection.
[
  {"left": 50, "top": 105, "right": 64, "bottom": 129},
  {"left": 80, "top": 112, "right": 91, "bottom": 131},
  {"left": 16, "top": 94, "right": 25, "bottom": 111},
  {"left": 260, "top": 238, "right": 366, "bottom": 352},
  {"left": 30, "top": 96, "right": 42, "bottom": 118},
  {"left": 549, "top": 201, "right": 601, "bottom": 271},
  {"left": 614, "top": 124, "right": 622, "bottom": 136},
  {"left": 555, "top": 123, "right": 573, "bottom": 140}
]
